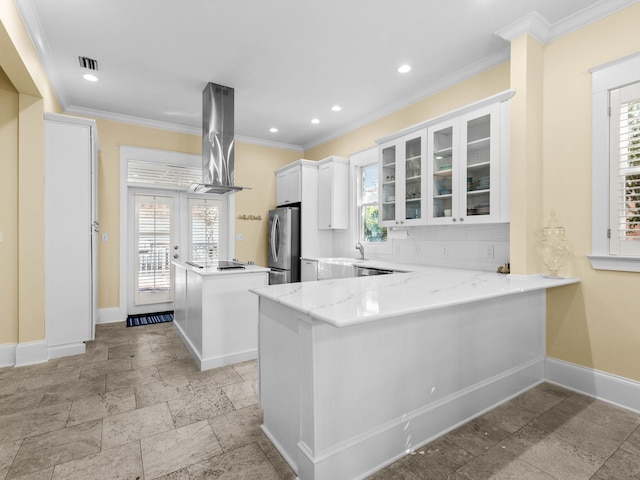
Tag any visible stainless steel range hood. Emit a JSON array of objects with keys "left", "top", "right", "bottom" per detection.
[{"left": 188, "top": 82, "right": 248, "bottom": 194}]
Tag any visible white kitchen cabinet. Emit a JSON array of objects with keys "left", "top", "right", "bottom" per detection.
[
  {"left": 276, "top": 165, "right": 301, "bottom": 206},
  {"left": 301, "top": 259, "right": 318, "bottom": 281},
  {"left": 44, "top": 113, "right": 99, "bottom": 358},
  {"left": 427, "top": 103, "right": 506, "bottom": 225},
  {"left": 379, "top": 132, "right": 426, "bottom": 227},
  {"left": 318, "top": 156, "right": 349, "bottom": 229}
]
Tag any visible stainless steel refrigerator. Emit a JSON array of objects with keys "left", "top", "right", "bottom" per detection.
[{"left": 268, "top": 206, "right": 300, "bottom": 284}]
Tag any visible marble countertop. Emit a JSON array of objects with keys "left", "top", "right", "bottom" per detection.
[
  {"left": 250, "top": 265, "right": 579, "bottom": 327},
  {"left": 173, "top": 261, "right": 270, "bottom": 276}
]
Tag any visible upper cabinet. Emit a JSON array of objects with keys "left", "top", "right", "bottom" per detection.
[
  {"left": 276, "top": 165, "right": 301, "bottom": 206},
  {"left": 377, "top": 90, "right": 513, "bottom": 227},
  {"left": 379, "top": 132, "right": 426, "bottom": 227},
  {"left": 318, "top": 156, "right": 349, "bottom": 229},
  {"left": 427, "top": 103, "right": 502, "bottom": 224}
]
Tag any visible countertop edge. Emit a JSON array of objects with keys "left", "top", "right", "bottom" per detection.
[{"left": 251, "top": 269, "right": 580, "bottom": 327}]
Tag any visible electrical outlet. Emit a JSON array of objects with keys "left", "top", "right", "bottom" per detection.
[
  {"left": 441, "top": 246, "right": 449, "bottom": 257},
  {"left": 414, "top": 244, "right": 421, "bottom": 255},
  {"left": 394, "top": 243, "right": 400, "bottom": 255},
  {"left": 485, "top": 245, "right": 494, "bottom": 259}
]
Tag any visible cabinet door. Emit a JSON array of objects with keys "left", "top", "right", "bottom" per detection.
[
  {"left": 318, "top": 163, "right": 332, "bottom": 228},
  {"left": 380, "top": 133, "right": 426, "bottom": 227},
  {"left": 301, "top": 259, "right": 318, "bottom": 281},
  {"left": 318, "top": 160, "right": 349, "bottom": 229},
  {"left": 379, "top": 142, "right": 399, "bottom": 226},
  {"left": 460, "top": 104, "right": 500, "bottom": 223},
  {"left": 276, "top": 167, "right": 301, "bottom": 206},
  {"left": 427, "top": 119, "right": 460, "bottom": 224},
  {"left": 45, "top": 118, "right": 96, "bottom": 347},
  {"left": 402, "top": 133, "right": 426, "bottom": 226}
]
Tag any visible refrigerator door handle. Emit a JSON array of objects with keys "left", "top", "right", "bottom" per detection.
[{"left": 271, "top": 213, "right": 279, "bottom": 263}]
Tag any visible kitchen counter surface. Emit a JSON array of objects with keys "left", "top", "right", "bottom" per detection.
[
  {"left": 250, "top": 265, "right": 579, "bottom": 327},
  {"left": 173, "top": 260, "right": 269, "bottom": 276}
]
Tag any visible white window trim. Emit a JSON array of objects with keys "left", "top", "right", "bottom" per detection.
[
  {"left": 350, "top": 147, "right": 391, "bottom": 255},
  {"left": 589, "top": 52, "right": 640, "bottom": 272}
]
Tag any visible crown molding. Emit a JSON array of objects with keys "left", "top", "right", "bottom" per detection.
[
  {"left": 64, "top": 106, "right": 304, "bottom": 152},
  {"left": 496, "top": 0, "right": 640, "bottom": 44},
  {"left": 303, "top": 47, "right": 510, "bottom": 151}
]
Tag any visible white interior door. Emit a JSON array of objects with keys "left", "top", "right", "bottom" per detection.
[{"left": 128, "top": 190, "right": 180, "bottom": 315}]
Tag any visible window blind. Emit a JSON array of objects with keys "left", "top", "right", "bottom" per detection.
[
  {"left": 189, "top": 198, "right": 221, "bottom": 264},
  {"left": 610, "top": 81, "right": 640, "bottom": 255},
  {"left": 134, "top": 194, "right": 173, "bottom": 304},
  {"left": 128, "top": 160, "right": 201, "bottom": 188}
]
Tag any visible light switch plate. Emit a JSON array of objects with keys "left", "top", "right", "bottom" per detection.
[{"left": 102, "top": 233, "right": 108, "bottom": 242}]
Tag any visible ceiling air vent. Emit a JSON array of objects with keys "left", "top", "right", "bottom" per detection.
[{"left": 78, "top": 56, "right": 98, "bottom": 71}]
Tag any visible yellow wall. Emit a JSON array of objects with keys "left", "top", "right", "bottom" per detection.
[
  {"left": 234, "top": 143, "right": 302, "bottom": 266},
  {"left": 0, "top": 66, "right": 18, "bottom": 344},
  {"left": 542, "top": 4, "right": 640, "bottom": 381}
]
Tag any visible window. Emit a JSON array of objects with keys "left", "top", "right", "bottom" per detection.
[
  {"left": 610, "top": 82, "right": 640, "bottom": 255},
  {"left": 359, "top": 163, "right": 387, "bottom": 243},
  {"left": 189, "top": 197, "right": 222, "bottom": 264},
  {"left": 589, "top": 52, "right": 640, "bottom": 272}
]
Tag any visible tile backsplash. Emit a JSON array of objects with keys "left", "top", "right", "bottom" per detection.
[{"left": 334, "top": 223, "right": 509, "bottom": 272}]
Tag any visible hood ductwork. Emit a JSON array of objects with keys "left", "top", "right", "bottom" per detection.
[{"left": 188, "top": 82, "right": 247, "bottom": 194}]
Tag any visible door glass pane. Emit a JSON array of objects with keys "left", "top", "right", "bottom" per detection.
[
  {"left": 189, "top": 198, "right": 221, "bottom": 265},
  {"left": 432, "top": 126, "right": 453, "bottom": 219},
  {"left": 134, "top": 194, "right": 173, "bottom": 305},
  {"left": 405, "top": 136, "right": 422, "bottom": 220},
  {"left": 381, "top": 145, "right": 396, "bottom": 222},
  {"left": 466, "top": 114, "right": 491, "bottom": 216}
]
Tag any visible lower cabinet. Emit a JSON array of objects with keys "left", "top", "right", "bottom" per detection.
[{"left": 301, "top": 259, "right": 318, "bottom": 282}]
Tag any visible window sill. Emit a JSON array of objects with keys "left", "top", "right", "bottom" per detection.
[{"left": 587, "top": 255, "right": 640, "bottom": 272}]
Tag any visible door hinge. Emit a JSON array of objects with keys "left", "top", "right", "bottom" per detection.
[
  {"left": 608, "top": 228, "right": 611, "bottom": 239},
  {"left": 608, "top": 106, "right": 612, "bottom": 117}
]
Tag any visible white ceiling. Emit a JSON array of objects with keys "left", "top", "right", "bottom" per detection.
[{"left": 14, "top": 0, "right": 637, "bottom": 150}]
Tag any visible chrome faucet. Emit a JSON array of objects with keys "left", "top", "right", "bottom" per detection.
[{"left": 355, "top": 242, "right": 365, "bottom": 260}]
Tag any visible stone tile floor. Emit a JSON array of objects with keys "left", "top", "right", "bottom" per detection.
[{"left": 0, "top": 321, "right": 637, "bottom": 479}]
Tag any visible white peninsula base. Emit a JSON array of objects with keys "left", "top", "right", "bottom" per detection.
[
  {"left": 173, "top": 262, "right": 268, "bottom": 371},
  {"left": 253, "top": 269, "right": 578, "bottom": 480}
]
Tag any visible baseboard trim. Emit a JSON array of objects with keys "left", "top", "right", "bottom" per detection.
[
  {"left": 48, "top": 342, "right": 87, "bottom": 359},
  {"left": 200, "top": 349, "right": 258, "bottom": 371},
  {"left": 15, "top": 340, "right": 48, "bottom": 367},
  {"left": 0, "top": 343, "right": 16, "bottom": 368},
  {"left": 97, "top": 307, "right": 125, "bottom": 325},
  {"left": 545, "top": 357, "right": 640, "bottom": 413}
]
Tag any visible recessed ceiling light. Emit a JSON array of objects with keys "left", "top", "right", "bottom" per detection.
[
  {"left": 83, "top": 73, "right": 98, "bottom": 82},
  {"left": 398, "top": 64, "right": 411, "bottom": 74},
  {"left": 331, "top": 105, "right": 342, "bottom": 112},
  {"left": 311, "top": 118, "right": 320, "bottom": 124},
  {"left": 269, "top": 127, "right": 278, "bottom": 133}
]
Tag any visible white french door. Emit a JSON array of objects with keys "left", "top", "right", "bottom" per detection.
[{"left": 128, "top": 190, "right": 180, "bottom": 314}]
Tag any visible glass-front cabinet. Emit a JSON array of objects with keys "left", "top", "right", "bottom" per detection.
[
  {"left": 379, "top": 132, "right": 426, "bottom": 227},
  {"left": 427, "top": 104, "right": 500, "bottom": 224}
]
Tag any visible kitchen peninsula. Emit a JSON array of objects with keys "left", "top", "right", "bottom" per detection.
[
  {"left": 251, "top": 266, "right": 578, "bottom": 480},
  {"left": 173, "top": 261, "right": 269, "bottom": 370}
]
